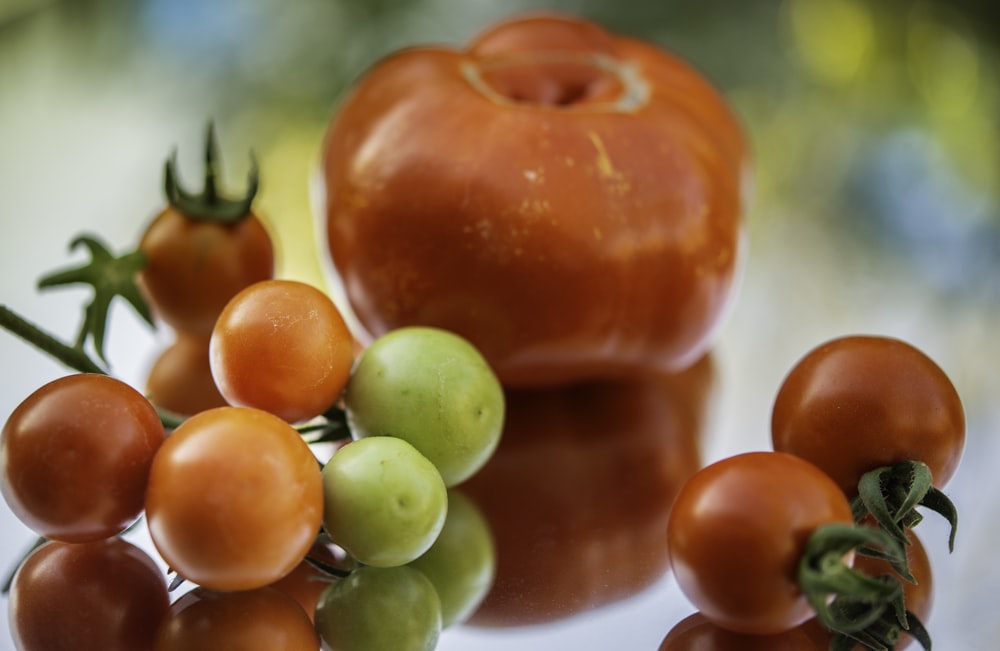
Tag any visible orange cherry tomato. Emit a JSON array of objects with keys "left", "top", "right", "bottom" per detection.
[
  {"left": 321, "top": 12, "right": 749, "bottom": 386},
  {"left": 772, "top": 335, "right": 965, "bottom": 496},
  {"left": 667, "top": 451, "right": 855, "bottom": 635},
  {"left": 210, "top": 279, "right": 354, "bottom": 424},
  {"left": 1, "top": 373, "right": 165, "bottom": 542},
  {"left": 138, "top": 127, "right": 273, "bottom": 336},
  {"left": 462, "top": 357, "right": 711, "bottom": 626},
  {"left": 144, "top": 406, "right": 324, "bottom": 592},
  {"left": 145, "top": 333, "right": 229, "bottom": 417},
  {"left": 9, "top": 538, "right": 170, "bottom": 651},
  {"left": 154, "top": 586, "right": 319, "bottom": 651}
]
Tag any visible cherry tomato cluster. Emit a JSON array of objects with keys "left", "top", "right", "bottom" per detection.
[
  {"left": 665, "top": 334, "right": 964, "bottom": 651},
  {"left": 0, "top": 129, "right": 504, "bottom": 651}
]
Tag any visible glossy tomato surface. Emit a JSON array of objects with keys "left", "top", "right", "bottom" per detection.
[
  {"left": 658, "top": 612, "right": 821, "bottom": 651},
  {"left": 321, "top": 12, "right": 749, "bottom": 386},
  {"left": 0, "top": 373, "right": 165, "bottom": 542},
  {"left": 144, "top": 406, "right": 324, "bottom": 591},
  {"left": 138, "top": 207, "right": 273, "bottom": 336},
  {"left": 8, "top": 538, "right": 170, "bottom": 651},
  {"left": 667, "top": 451, "right": 854, "bottom": 635},
  {"left": 772, "top": 335, "right": 966, "bottom": 495},
  {"left": 144, "top": 333, "right": 229, "bottom": 417},
  {"left": 210, "top": 279, "right": 354, "bottom": 423},
  {"left": 462, "top": 358, "right": 710, "bottom": 626}
]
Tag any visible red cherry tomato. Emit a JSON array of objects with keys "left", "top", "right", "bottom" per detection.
[
  {"left": 321, "top": 12, "right": 749, "bottom": 386},
  {"left": 1, "top": 373, "right": 165, "bottom": 542},
  {"left": 462, "top": 357, "right": 711, "bottom": 626},
  {"left": 8, "top": 537, "right": 170, "bottom": 651},
  {"left": 145, "top": 333, "right": 229, "bottom": 417},
  {"left": 210, "top": 279, "right": 354, "bottom": 424},
  {"left": 145, "top": 406, "right": 324, "bottom": 591},
  {"left": 667, "top": 451, "right": 855, "bottom": 635},
  {"left": 772, "top": 335, "right": 965, "bottom": 495},
  {"left": 658, "top": 612, "right": 820, "bottom": 651}
]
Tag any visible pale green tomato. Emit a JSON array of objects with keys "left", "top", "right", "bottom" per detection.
[
  {"left": 345, "top": 326, "right": 505, "bottom": 486},
  {"left": 315, "top": 565, "right": 441, "bottom": 651},
  {"left": 409, "top": 489, "right": 496, "bottom": 627},
  {"left": 321, "top": 436, "right": 447, "bottom": 567}
]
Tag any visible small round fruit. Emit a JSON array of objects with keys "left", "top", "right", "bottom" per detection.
[
  {"left": 315, "top": 565, "right": 442, "bottom": 651},
  {"left": 210, "top": 279, "right": 354, "bottom": 423},
  {"left": 345, "top": 326, "right": 504, "bottom": 486},
  {"left": 154, "top": 586, "right": 319, "bottom": 651},
  {"left": 322, "top": 436, "right": 447, "bottom": 567},
  {"left": 145, "top": 333, "right": 228, "bottom": 417},
  {"left": 145, "top": 406, "right": 323, "bottom": 591},
  {"left": 9, "top": 538, "right": 170, "bottom": 651},
  {"left": 1, "top": 373, "right": 165, "bottom": 542},
  {"left": 409, "top": 490, "right": 496, "bottom": 627}
]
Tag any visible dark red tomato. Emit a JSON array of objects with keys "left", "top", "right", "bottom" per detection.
[
  {"left": 802, "top": 532, "right": 934, "bottom": 650},
  {"left": 145, "top": 333, "right": 229, "bottom": 417},
  {"left": 659, "top": 612, "right": 821, "bottom": 651},
  {"left": 0, "top": 373, "right": 165, "bottom": 542},
  {"left": 667, "top": 451, "right": 855, "bottom": 635},
  {"left": 137, "top": 129, "right": 273, "bottom": 337},
  {"left": 772, "top": 335, "right": 965, "bottom": 495},
  {"left": 9, "top": 537, "right": 170, "bottom": 651},
  {"left": 462, "top": 357, "right": 711, "bottom": 626},
  {"left": 154, "top": 586, "right": 319, "bottom": 651},
  {"left": 321, "top": 12, "right": 749, "bottom": 386}
]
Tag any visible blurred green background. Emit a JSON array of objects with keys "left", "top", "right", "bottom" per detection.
[{"left": 1, "top": 0, "right": 998, "bottom": 649}]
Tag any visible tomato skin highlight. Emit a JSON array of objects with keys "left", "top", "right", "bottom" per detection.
[
  {"left": 138, "top": 207, "right": 273, "bottom": 336},
  {"left": 0, "top": 373, "right": 165, "bottom": 542},
  {"left": 321, "top": 12, "right": 749, "bottom": 386},
  {"left": 9, "top": 538, "right": 170, "bottom": 651},
  {"left": 667, "top": 451, "right": 855, "bottom": 635},
  {"left": 144, "top": 406, "right": 324, "bottom": 592},
  {"left": 771, "top": 335, "right": 965, "bottom": 495}
]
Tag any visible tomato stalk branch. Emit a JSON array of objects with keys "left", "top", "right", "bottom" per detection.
[{"left": 0, "top": 305, "right": 106, "bottom": 374}]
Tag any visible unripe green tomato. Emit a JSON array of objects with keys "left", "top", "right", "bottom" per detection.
[
  {"left": 345, "top": 326, "right": 505, "bottom": 486},
  {"left": 321, "top": 436, "right": 448, "bottom": 567},
  {"left": 315, "top": 565, "right": 441, "bottom": 651},
  {"left": 409, "top": 489, "right": 496, "bottom": 627}
]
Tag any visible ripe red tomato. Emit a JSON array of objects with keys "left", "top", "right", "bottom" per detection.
[
  {"left": 210, "top": 279, "right": 354, "bottom": 424},
  {"left": 771, "top": 335, "right": 965, "bottom": 495},
  {"left": 658, "top": 612, "right": 820, "bottom": 651},
  {"left": 137, "top": 131, "right": 273, "bottom": 337},
  {"left": 667, "top": 451, "right": 855, "bottom": 635},
  {"left": 144, "top": 406, "right": 324, "bottom": 591},
  {"left": 8, "top": 537, "right": 170, "bottom": 651},
  {"left": 154, "top": 586, "right": 319, "bottom": 651},
  {"left": 0, "top": 373, "right": 165, "bottom": 542},
  {"left": 145, "top": 333, "right": 229, "bottom": 417},
  {"left": 462, "top": 357, "right": 710, "bottom": 626},
  {"left": 321, "top": 12, "right": 749, "bottom": 386}
]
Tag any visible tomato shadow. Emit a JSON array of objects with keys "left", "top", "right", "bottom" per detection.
[{"left": 460, "top": 354, "right": 716, "bottom": 627}]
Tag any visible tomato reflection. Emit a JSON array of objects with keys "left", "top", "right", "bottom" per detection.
[
  {"left": 659, "top": 613, "right": 820, "bottom": 650},
  {"left": 461, "top": 355, "right": 713, "bottom": 626}
]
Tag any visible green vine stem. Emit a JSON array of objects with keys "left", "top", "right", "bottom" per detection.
[
  {"left": 164, "top": 122, "right": 258, "bottom": 224},
  {"left": 852, "top": 460, "right": 958, "bottom": 552},
  {"left": 0, "top": 305, "right": 106, "bottom": 375},
  {"left": 799, "top": 522, "right": 919, "bottom": 650}
]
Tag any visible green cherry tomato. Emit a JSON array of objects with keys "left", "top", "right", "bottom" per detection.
[
  {"left": 344, "top": 326, "right": 505, "bottom": 486},
  {"left": 315, "top": 565, "right": 442, "bottom": 651},
  {"left": 408, "top": 489, "right": 496, "bottom": 627},
  {"left": 322, "top": 436, "right": 448, "bottom": 567}
]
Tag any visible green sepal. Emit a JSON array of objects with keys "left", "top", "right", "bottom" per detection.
[
  {"left": 36, "top": 234, "right": 153, "bottom": 363},
  {"left": 164, "top": 122, "right": 258, "bottom": 224}
]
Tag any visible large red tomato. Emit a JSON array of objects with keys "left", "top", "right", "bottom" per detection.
[{"left": 321, "top": 12, "right": 749, "bottom": 386}]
